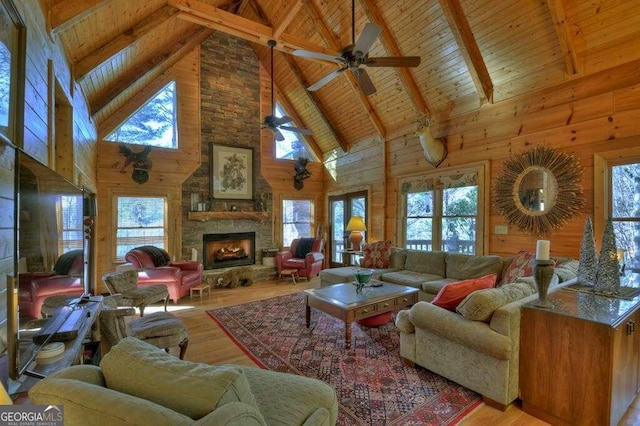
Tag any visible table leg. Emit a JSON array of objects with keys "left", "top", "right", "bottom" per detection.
[
  {"left": 305, "top": 304, "right": 311, "bottom": 328},
  {"left": 345, "top": 322, "right": 352, "bottom": 349}
]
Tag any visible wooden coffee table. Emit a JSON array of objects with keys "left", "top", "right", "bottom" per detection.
[{"left": 304, "top": 282, "right": 419, "bottom": 349}]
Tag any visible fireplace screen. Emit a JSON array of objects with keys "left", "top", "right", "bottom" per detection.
[{"left": 203, "top": 232, "right": 255, "bottom": 269}]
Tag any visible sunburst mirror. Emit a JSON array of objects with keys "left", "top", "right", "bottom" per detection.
[{"left": 494, "top": 145, "right": 585, "bottom": 235}]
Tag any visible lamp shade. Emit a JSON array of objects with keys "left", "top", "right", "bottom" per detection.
[{"left": 346, "top": 216, "right": 367, "bottom": 232}]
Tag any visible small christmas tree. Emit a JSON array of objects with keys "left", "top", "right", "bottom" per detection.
[
  {"left": 577, "top": 216, "right": 597, "bottom": 286},
  {"left": 594, "top": 218, "right": 621, "bottom": 295}
]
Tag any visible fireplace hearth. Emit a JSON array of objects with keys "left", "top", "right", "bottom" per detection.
[{"left": 203, "top": 232, "right": 255, "bottom": 270}]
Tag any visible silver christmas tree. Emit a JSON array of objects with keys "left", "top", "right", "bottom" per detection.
[
  {"left": 577, "top": 216, "right": 597, "bottom": 286},
  {"left": 594, "top": 218, "right": 621, "bottom": 294}
]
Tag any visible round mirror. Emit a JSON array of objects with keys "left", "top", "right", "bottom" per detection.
[
  {"left": 514, "top": 166, "right": 558, "bottom": 215},
  {"left": 494, "top": 146, "right": 584, "bottom": 235}
]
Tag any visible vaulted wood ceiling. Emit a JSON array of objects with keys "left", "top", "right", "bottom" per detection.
[{"left": 49, "top": 0, "right": 640, "bottom": 159}]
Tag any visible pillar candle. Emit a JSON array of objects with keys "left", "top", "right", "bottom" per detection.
[
  {"left": 536, "top": 240, "right": 550, "bottom": 260},
  {"left": 191, "top": 248, "right": 198, "bottom": 261}
]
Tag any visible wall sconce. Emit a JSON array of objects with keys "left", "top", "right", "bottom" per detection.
[{"left": 346, "top": 216, "right": 367, "bottom": 251}]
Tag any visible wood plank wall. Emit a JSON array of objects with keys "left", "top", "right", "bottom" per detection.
[{"left": 326, "top": 67, "right": 640, "bottom": 259}]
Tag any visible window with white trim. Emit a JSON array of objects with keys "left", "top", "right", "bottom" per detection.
[
  {"left": 59, "top": 195, "right": 84, "bottom": 253},
  {"left": 610, "top": 160, "right": 640, "bottom": 274},
  {"left": 282, "top": 199, "right": 314, "bottom": 247}
]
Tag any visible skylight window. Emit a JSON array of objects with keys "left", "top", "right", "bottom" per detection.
[
  {"left": 105, "top": 81, "right": 178, "bottom": 149},
  {"left": 274, "top": 103, "right": 313, "bottom": 160}
]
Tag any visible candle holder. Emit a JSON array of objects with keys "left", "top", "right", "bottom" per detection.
[{"left": 534, "top": 259, "right": 555, "bottom": 308}]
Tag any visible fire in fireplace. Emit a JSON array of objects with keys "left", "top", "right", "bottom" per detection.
[{"left": 203, "top": 232, "right": 255, "bottom": 270}]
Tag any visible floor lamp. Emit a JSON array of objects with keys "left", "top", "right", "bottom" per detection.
[{"left": 346, "top": 216, "right": 367, "bottom": 251}]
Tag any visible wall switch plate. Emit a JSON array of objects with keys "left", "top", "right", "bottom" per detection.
[{"left": 495, "top": 225, "right": 508, "bottom": 235}]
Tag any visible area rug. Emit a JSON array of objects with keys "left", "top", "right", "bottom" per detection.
[{"left": 207, "top": 292, "right": 482, "bottom": 425}]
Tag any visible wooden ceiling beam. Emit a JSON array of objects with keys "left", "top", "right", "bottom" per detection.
[
  {"left": 545, "top": 0, "right": 580, "bottom": 75},
  {"left": 75, "top": 6, "right": 178, "bottom": 82},
  {"left": 438, "top": 0, "right": 494, "bottom": 104},
  {"left": 91, "top": 28, "right": 213, "bottom": 117},
  {"left": 273, "top": 0, "right": 305, "bottom": 39},
  {"left": 170, "top": 0, "right": 337, "bottom": 56},
  {"left": 48, "top": 0, "right": 115, "bottom": 34},
  {"left": 358, "top": 0, "right": 430, "bottom": 118},
  {"left": 304, "top": 0, "right": 387, "bottom": 140},
  {"left": 248, "top": 0, "right": 344, "bottom": 154}
]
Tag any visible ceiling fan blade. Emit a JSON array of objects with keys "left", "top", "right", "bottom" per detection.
[
  {"left": 308, "top": 68, "right": 346, "bottom": 91},
  {"left": 356, "top": 68, "right": 377, "bottom": 96},
  {"left": 352, "top": 23, "right": 382, "bottom": 58},
  {"left": 273, "top": 128, "right": 285, "bottom": 141},
  {"left": 279, "top": 126, "right": 313, "bottom": 135},
  {"left": 293, "top": 49, "right": 343, "bottom": 64},
  {"left": 365, "top": 56, "right": 421, "bottom": 67},
  {"left": 275, "top": 116, "right": 293, "bottom": 126}
]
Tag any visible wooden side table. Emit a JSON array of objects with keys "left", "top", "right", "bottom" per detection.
[
  {"left": 190, "top": 283, "right": 211, "bottom": 300},
  {"left": 278, "top": 269, "right": 299, "bottom": 284}
]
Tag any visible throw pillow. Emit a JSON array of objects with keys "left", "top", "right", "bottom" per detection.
[
  {"left": 361, "top": 240, "right": 393, "bottom": 268},
  {"left": 294, "top": 238, "right": 316, "bottom": 258},
  {"left": 101, "top": 337, "right": 259, "bottom": 420},
  {"left": 431, "top": 273, "right": 498, "bottom": 311},
  {"left": 456, "top": 281, "right": 536, "bottom": 322},
  {"left": 499, "top": 250, "right": 535, "bottom": 286}
]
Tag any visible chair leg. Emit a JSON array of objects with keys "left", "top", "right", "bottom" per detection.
[
  {"left": 178, "top": 338, "right": 189, "bottom": 360},
  {"left": 139, "top": 304, "right": 146, "bottom": 317},
  {"left": 163, "top": 297, "right": 169, "bottom": 312}
]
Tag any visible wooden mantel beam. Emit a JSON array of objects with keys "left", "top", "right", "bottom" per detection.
[
  {"left": 359, "top": 0, "right": 431, "bottom": 118},
  {"left": 169, "top": 0, "right": 338, "bottom": 56},
  {"left": 545, "top": 0, "right": 580, "bottom": 75},
  {"left": 304, "top": 0, "right": 387, "bottom": 140},
  {"left": 438, "top": 0, "right": 494, "bottom": 104},
  {"left": 75, "top": 6, "right": 179, "bottom": 82}
]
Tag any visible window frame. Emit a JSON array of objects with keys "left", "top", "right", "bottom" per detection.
[
  {"left": 113, "top": 195, "right": 168, "bottom": 262},
  {"left": 273, "top": 102, "right": 316, "bottom": 161},
  {"left": 58, "top": 195, "right": 84, "bottom": 253},
  {"left": 281, "top": 198, "right": 315, "bottom": 248},
  {"left": 397, "top": 162, "right": 488, "bottom": 254}
]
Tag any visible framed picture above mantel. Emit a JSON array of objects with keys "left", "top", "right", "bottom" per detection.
[{"left": 210, "top": 144, "right": 254, "bottom": 200}]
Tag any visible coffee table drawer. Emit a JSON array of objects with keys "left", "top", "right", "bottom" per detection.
[
  {"left": 376, "top": 300, "right": 395, "bottom": 311},
  {"left": 395, "top": 293, "right": 418, "bottom": 306},
  {"left": 354, "top": 305, "right": 377, "bottom": 319}
]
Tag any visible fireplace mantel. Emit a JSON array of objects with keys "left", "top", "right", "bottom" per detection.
[{"left": 188, "top": 211, "right": 269, "bottom": 223}]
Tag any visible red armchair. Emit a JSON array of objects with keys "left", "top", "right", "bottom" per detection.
[
  {"left": 124, "top": 246, "right": 203, "bottom": 304},
  {"left": 275, "top": 238, "right": 324, "bottom": 280},
  {"left": 18, "top": 250, "right": 85, "bottom": 318}
]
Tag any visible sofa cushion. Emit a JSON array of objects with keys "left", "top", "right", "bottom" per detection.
[
  {"left": 499, "top": 250, "right": 535, "bottom": 286},
  {"left": 100, "top": 337, "right": 259, "bottom": 420},
  {"left": 380, "top": 271, "right": 443, "bottom": 289},
  {"left": 404, "top": 250, "right": 447, "bottom": 276},
  {"left": 361, "top": 240, "right": 393, "bottom": 268},
  {"left": 389, "top": 248, "right": 407, "bottom": 269},
  {"left": 445, "top": 253, "right": 504, "bottom": 281},
  {"left": 431, "top": 273, "right": 497, "bottom": 311},
  {"left": 555, "top": 259, "right": 579, "bottom": 282},
  {"left": 456, "top": 281, "right": 536, "bottom": 322}
]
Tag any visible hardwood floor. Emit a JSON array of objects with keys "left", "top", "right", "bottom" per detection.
[{"left": 21, "top": 277, "right": 640, "bottom": 425}]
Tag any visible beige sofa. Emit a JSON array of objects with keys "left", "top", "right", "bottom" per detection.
[
  {"left": 320, "top": 249, "right": 507, "bottom": 301},
  {"left": 395, "top": 271, "right": 577, "bottom": 409},
  {"left": 29, "top": 337, "right": 338, "bottom": 426}
]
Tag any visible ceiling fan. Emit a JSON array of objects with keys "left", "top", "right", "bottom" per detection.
[
  {"left": 292, "top": 0, "right": 421, "bottom": 96},
  {"left": 262, "top": 40, "right": 312, "bottom": 141}
]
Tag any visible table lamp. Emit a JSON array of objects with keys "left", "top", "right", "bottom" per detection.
[{"left": 346, "top": 216, "right": 367, "bottom": 251}]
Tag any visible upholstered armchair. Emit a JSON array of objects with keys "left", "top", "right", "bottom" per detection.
[
  {"left": 102, "top": 270, "right": 169, "bottom": 317},
  {"left": 275, "top": 238, "right": 324, "bottom": 280},
  {"left": 124, "top": 246, "right": 203, "bottom": 304},
  {"left": 18, "top": 250, "right": 85, "bottom": 318}
]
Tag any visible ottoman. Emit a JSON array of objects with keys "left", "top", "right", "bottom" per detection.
[
  {"left": 128, "top": 312, "right": 189, "bottom": 359},
  {"left": 41, "top": 295, "right": 79, "bottom": 317}
]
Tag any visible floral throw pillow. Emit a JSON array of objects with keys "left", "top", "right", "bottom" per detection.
[
  {"left": 360, "top": 240, "right": 393, "bottom": 268},
  {"left": 499, "top": 250, "right": 535, "bottom": 286}
]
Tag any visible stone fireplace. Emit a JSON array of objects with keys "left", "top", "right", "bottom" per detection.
[{"left": 203, "top": 232, "right": 255, "bottom": 270}]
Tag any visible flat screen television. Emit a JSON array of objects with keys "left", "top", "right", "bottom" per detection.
[{"left": 9, "top": 151, "right": 87, "bottom": 379}]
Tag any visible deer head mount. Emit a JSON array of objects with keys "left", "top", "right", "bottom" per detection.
[{"left": 415, "top": 118, "right": 447, "bottom": 168}]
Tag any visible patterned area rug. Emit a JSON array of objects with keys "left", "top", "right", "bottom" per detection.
[{"left": 207, "top": 292, "right": 481, "bottom": 425}]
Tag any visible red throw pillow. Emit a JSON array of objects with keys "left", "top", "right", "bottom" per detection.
[
  {"left": 431, "top": 273, "right": 498, "bottom": 311},
  {"left": 499, "top": 250, "right": 535, "bottom": 286},
  {"left": 360, "top": 240, "right": 392, "bottom": 268}
]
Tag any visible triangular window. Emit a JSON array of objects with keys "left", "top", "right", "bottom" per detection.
[
  {"left": 274, "top": 103, "right": 313, "bottom": 160},
  {"left": 105, "top": 81, "right": 178, "bottom": 149}
]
